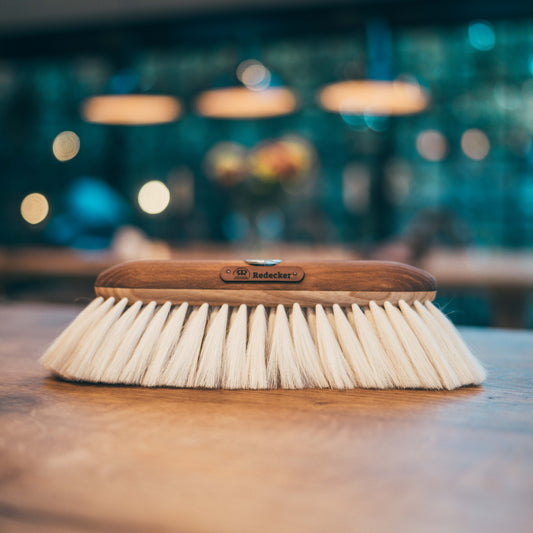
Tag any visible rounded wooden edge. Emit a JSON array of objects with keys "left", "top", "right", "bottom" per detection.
[{"left": 95, "top": 287, "right": 437, "bottom": 306}]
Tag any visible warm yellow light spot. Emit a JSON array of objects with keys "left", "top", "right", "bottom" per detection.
[
  {"left": 138, "top": 181, "right": 170, "bottom": 214},
  {"left": 21, "top": 193, "right": 49, "bottom": 224},
  {"left": 196, "top": 87, "right": 298, "bottom": 119},
  {"left": 416, "top": 130, "right": 448, "bottom": 161},
  {"left": 461, "top": 129, "right": 490, "bottom": 160},
  {"left": 81, "top": 95, "right": 182, "bottom": 125},
  {"left": 319, "top": 80, "right": 430, "bottom": 116},
  {"left": 52, "top": 131, "right": 80, "bottom": 161}
]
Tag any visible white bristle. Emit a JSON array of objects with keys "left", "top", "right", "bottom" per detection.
[
  {"left": 99, "top": 302, "right": 157, "bottom": 383},
  {"left": 423, "top": 301, "right": 487, "bottom": 385},
  {"left": 160, "top": 304, "right": 209, "bottom": 387},
  {"left": 193, "top": 305, "right": 228, "bottom": 388},
  {"left": 364, "top": 306, "right": 405, "bottom": 388},
  {"left": 244, "top": 305, "right": 268, "bottom": 389},
  {"left": 383, "top": 301, "right": 443, "bottom": 389},
  {"left": 266, "top": 307, "right": 276, "bottom": 358},
  {"left": 88, "top": 301, "right": 143, "bottom": 382},
  {"left": 398, "top": 300, "right": 461, "bottom": 390},
  {"left": 314, "top": 305, "right": 354, "bottom": 389},
  {"left": 368, "top": 301, "right": 421, "bottom": 388},
  {"left": 267, "top": 305, "right": 305, "bottom": 389},
  {"left": 63, "top": 298, "right": 129, "bottom": 379},
  {"left": 350, "top": 304, "right": 395, "bottom": 388},
  {"left": 413, "top": 301, "right": 476, "bottom": 386},
  {"left": 222, "top": 304, "right": 248, "bottom": 389},
  {"left": 40, "top": 297, "right": 110, "bottom": 373},
  {"left": 141, "top": 303, "right": 188, "bottom": 387},
  {"left": 119, "top": 302, "right": 172, "bottom": 384},
  {"left": 332, "top": 304, "right": 380, "bottom": 388},
  {"left": 55, "top": 298, "right": 115, "bottom": 380},
  {"left": 42, "top": 296, "right": 486, "bottom": 390},
  {"left": 290, "top": 304, "right": 329, "bottom": 388}
]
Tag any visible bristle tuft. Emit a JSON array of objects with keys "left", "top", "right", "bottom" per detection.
[
  {"left": 350, "top": 304, "right": 395, "bottom": 388},
  {"left": 119, "top": 302, "right": 172, "bottom": 384},
  {"left": 267, "top": 305, "right": 305, "bottom": 389},
  {"left": 99, "top": 301, "right": 157, "bottom": 383},
  {"left": 245, "top": 305, "right": 268, "bottom": 389},
  {"left": 383, "top": 301, "right": 442, "bottom": 389},
  {"left": 333, "top": 304, "right": 379, "bottom": 388},
  {"left": 160, "top": 304, "right": 208, "bottom": 387},
  {"left": 142, "top": 303, "right": 188, "bottom": 387},
  {"left": 222, "top": 305, "right": 248, "bottom": 389},
  {"left": 313, "top": 305, "right": 354, "bottom": 389},
  {"left": 424, "top": 301, "right": 487, "bottom": 384},
  {"left": 398, "top": 300, "right": 461, "bottom": 390},
  {"left": 193, "top": 305, "right": 228, "bottom": 388},
  {"left": 290, "top": 304, "right": 329, "bottom": 388}
]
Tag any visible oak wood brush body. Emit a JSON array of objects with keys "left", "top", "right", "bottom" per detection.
[{"left": 40, "top": 260, "right": 486, "bottom": 390}]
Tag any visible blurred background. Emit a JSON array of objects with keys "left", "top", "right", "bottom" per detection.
[{"left": 0, "top": 0, "right": 532, "bottom": 328}]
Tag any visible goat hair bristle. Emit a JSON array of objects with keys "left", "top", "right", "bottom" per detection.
[{"left": 40, "top": 298, "right": 486, "bottom": 390}]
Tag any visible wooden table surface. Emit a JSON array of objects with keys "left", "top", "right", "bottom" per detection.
[{"left": 1, "top": 303, "right": 532, "bottom": 533}]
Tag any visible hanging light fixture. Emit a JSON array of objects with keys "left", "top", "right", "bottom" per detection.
[
  {"left": 319, "top": 79, "right": 428, "bottom": 116},
  {"left": 196, "top": 59, "right": 298, "bottom": 119},
  {"left": 81, "top": 69, "right": 182, "bottom": 125},
  {"left": 318, "top": 19, "right": 430, "bottom": 117}
]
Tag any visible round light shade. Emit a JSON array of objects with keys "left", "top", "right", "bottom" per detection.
[
  {"left": 196, "top": 87, "right": 297, "bottom": 119},
  {"left": 319, "top": 80, "right": 429, "bottom": 116},
  {"left": 81, "top": 95, "right": 182, "bottom": 125}
]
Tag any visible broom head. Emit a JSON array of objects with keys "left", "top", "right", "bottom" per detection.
[{"left": 40, "top": 260, "right": 486, "bottom": 390}]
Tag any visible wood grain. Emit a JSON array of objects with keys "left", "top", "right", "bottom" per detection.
[
  {"left": 95, "top": 260, "right": 437, "bottom": 291},
  {"left": 1, "top": 302, "right": 532, "bottom": 533},
  {"left": 94, "top": 287, "right": 437, "bottom": 306}
]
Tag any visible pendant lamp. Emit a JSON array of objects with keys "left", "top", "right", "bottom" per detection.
[
  {"left": 81, "top": 69, "right": 182, "bottom": 125},
  {"left": 318, "top": 19, "right": 429, "bottom": 116},
  {"left": 196, "top": 59, "right": 298, "bottom": 119}
]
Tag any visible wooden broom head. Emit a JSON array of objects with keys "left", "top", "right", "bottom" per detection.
[{"left": 94, "top": 260, "right": 437, "bottom": 307}]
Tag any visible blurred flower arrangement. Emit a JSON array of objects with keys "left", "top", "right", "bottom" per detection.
[
  {"left": 204, "top": 136, "right": 316, "bottom": 189},
  {"left": 204, "top": 142, "right": 249, "bottom": 187}
]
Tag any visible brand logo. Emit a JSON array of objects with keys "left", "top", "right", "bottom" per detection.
[
  {"left": 220, "top": 265, "right": 305, "bottom": 283},
  {"left": 232, "top": 267, "right": 250, "bottom": 279}
]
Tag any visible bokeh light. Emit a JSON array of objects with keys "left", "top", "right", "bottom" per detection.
[
  {"left": 137, "top": 180, "right": 170, "bottom": 214},
  {"left": 52, "top": 131, "right": 80, "bottom": 161},
  {"left": 416, "top": 130, "right": 449, "bottom": 161},
  {"left": 468, "top": 21, "right": 495, "bottom": 51},
  {"left": 461, "top": 129, "right": 490, "bottom": 160},
  {"left": 237, "top": 59, "right": 271, "bottom": 91},
  {"left": 21, "top": 193, "right": 49, "bottom": 224}
]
